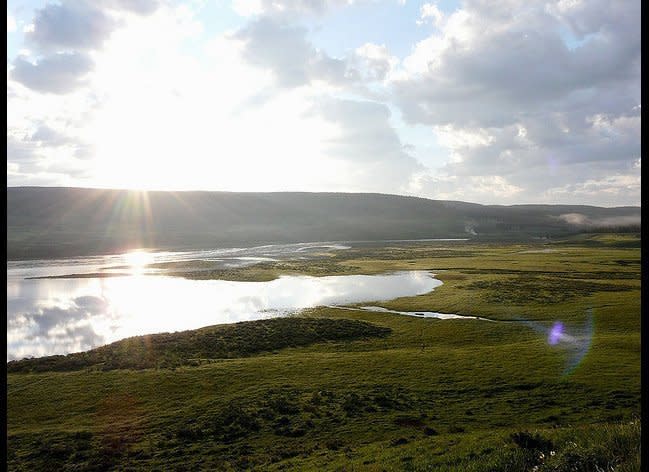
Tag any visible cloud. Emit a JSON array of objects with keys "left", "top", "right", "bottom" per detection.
[
  {"left": 5, "top": 0, "right": 640, "bottom": 206},
  {"left": 232, "top": 17, "right": 352, "bottom": 88},
  {"left": 396, "top": 3, "right": 639, "bottom": 126},
  {"left": 542, "top": 173, "right": 641, "bottom": 206},
  {"left": 31, "top": 124, "right": 72, "bottom": 146},
  {"left": 11, "top": 52, "right": 94, "bottom": 94},
  {"left": 313, "top": 97, "right": 424, "bottom": 192},
  {"left": 7, "top": 134, "right": 41, "bottom": 172},
  {"left": 409, "top": 172, "right": 523, "bottom": 203},
  {"left": 351, "top": 43, "right": 399, "bottom": 82},
  {"left": 229, "top": 0, "right": 638, "bottom": 204},
  {"left": 232, "top": 18, "right": 400, "bottom": 91},
  {"left": 391, "top": 0, "right": 640, "bottom": 204},
  {"left": 7, "top": 124, "right": 95, "bottom": 181},
  {"left": 13, "top": 0, "right": 161, "bottom": 98},
  {"left": 27, "top": 2, "right": 117, "bottom": 52},
  {"left": 417, "top": 3, "right": 444, "bottom": 27},
  {"left": 104, "top": 0, "right": 161, "bottom": 16},
  {"left": 26, "top": 0, "right": 160, "bottom": 52}
]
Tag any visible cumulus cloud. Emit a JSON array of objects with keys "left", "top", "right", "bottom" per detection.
[
  {"left": 7, "top": 134, "right": 41, "bottom": 171},
  {"left": 26, "top": 0, "right": 160, "bottom": 52},
  {"left": 8, "top": 123, "right": 96, "bottom": 182},
  {"left": 11, "top": 52, "right": 94, "bottom": 94},
  {"left": 5, "top": 0, "right": 640, "bottom": 206},
  {"left": 391, "top": 0, "right": 640, "bottom": 204},
  {"left": 31, "top": 124, "right": 72, "bottom": 146},
  {"left": 409, "top": 172, "right": 523, "bottom": 203},
  {"left": 14, "top": 0, "right": 161, "bottom": 97},
  {"left": 417, "top": 3, "right": 444, "bottom": 27},
  {"left": 27, "top": 1, "right": 117, "bottom": 52},
  {"left": 230, "top": 0, "right": 638, "bottom": 204},
  {"left": 232, "top": 19, "right": 401, "bottom": 92},
  {"left": 232, "top": 17, "right": 352, "bottom": 88},
  {"left": 104, "top": 0, "right": 160, "bottom": 16},
  {"left": 542, "top": 172, "right": 641, "bottom": 206},
  {"left": 350, "top": 43, "right": 399, "bottom": 82},
  {"left": 313, "top": 97, "right": 424, "bottom": 192}
]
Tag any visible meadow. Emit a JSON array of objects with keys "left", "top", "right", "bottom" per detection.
[{"left": 6, "top": 233, "right": 641, "bottom": 471}]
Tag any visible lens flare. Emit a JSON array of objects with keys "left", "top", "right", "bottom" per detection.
[
  {"left": 548, "top": 321, "right": 563, "bottom": 345},
  {"left": 515, "top": 308, "right": 594, "bottom": 376}
]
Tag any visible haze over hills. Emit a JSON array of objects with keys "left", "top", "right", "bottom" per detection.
[{"left": 7, "top": 187, "right": 641, "bottom": 260}]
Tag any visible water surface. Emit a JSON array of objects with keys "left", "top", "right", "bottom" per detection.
[
  {"left": 331, "top": 305, "right": 492, "bottom": 321},
  {"left": 7, "top": 245, "right": 440, "bottom": 360}
]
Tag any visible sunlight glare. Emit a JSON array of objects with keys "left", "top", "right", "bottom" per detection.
[{"left": 124, "top": 250, "right": 154, "bottom": 272}]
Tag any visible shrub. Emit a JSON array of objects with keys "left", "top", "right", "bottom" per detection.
[{"left": 510, "top": 431, "right": 554, "bottom": 452}]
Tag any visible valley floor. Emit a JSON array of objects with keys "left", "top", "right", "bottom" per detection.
[{"left": 7, "top": 234, "right": 641, "bottom": 471}]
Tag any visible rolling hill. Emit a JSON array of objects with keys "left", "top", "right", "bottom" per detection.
[{"left": 7, "top": 187, "right": 641, "bottom": 259}]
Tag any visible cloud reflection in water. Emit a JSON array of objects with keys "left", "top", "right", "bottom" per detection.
[{"left": 7, "top": 271, "right": 440, "bottom": 360}]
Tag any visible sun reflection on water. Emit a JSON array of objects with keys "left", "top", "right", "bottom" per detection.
[
  {"left": 124, "top": 250, "right": 154, "bottom": 274},
  {"left": 7, "top": 270, "right": 440, "bottom": 360}
]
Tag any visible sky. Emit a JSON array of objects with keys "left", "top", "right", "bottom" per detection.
[{"left": 6, "top": 0, "right": 641, "bottom": 206}]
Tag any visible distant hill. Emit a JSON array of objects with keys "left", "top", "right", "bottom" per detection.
[{"left": 6, "top": 187, "right": 641, "bottom": 259}]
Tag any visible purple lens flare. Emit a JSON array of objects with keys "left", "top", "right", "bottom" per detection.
[
  {"left": 548, "top": 321, "right": 564, "bottom": 345},
  {"left": 514, "top": 308, "right": 593, "bottom": 376}
]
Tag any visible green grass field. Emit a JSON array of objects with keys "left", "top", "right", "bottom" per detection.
[{"left": 7, "top": 234, "right": 641, "bottom": 471}]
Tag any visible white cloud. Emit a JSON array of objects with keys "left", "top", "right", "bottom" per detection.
[
  {"left": 232, "top": 17, "right": 354, "bottom": 88},
  {"left": 544, "top": 173, "right": 641, "bottom": 202},
  {"left": 26, "top": 1, "right": 117, "bottom": 52},
  {"left": 9, "top": 5, "right": 357, "bottom": 191},
  {"left": 351, "top": 43, "right": 399, "bottom": 82},
  {"left": 390, "top": 0, "right": 640, "bottom": 204},
  {"left": 5, "top": 0, "right": 641, "bottom": 206},
  {"left": 232, "top": 0, "right": 264, "bottom": 16},
  {"left": 8, "top": 2, "right": 421, "bottom": 194},
  {"left": 417, "top": 3, "right": 444, "bottom": 27},
  {"left": 408, "top": 172, "right": 522, "bottom": 203},
  {"left": 24, "top": 0, "right": 160, "bottom": 53},
  {"left": 10, "top": 53, "right": 94, "bottom": 94}
]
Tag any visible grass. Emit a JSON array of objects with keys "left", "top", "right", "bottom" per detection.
[
  {"left": 7, "top": 318, "right": 391, "bottom": 372},
  {"left": 7, "top": 233, "right": 641, "bottom": 470}
]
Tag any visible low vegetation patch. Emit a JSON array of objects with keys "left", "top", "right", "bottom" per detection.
[
  {"left": 463, "top": 276, "right": 635, "bottom": 305},
  {"left": 6, "top": 317, "right": 391, "bottom": 373}
]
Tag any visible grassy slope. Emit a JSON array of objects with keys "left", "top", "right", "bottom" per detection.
[
  {"left": 7, "top": 235, "right": 641, "bottom": 471},
  {"left": 6, "top": 318, "right": 391, "bottom": 372}
]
